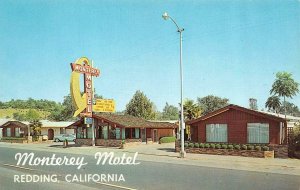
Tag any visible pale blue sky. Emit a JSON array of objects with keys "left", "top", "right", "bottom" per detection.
[{"left": 0, "top": 0, "right": 299, "bottom": 111}]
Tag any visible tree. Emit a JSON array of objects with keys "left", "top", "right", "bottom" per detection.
[
  {"left": 265, "top": 96, "right": 281, "bottom": 113},
  {"left": 162, "top": 102, "right": 179, "bottom": 120},
  {"left": 270, "top": 72, "right": 299, "bottom": 118},
  {"left": 48, "top": 106, "right": 65, "bottom": 121},
  {"left": 249, "top": 98, "right": 258, "bottom": 110},
  {"left": 183, "top": 99, "right": 201, "bottom": 120},
  {"left": 125, "top": 90, "right": 155, "bottom": 120},
  {"left": 13, "top": 112, "right": 26, "bottom": 121},
  {"left": 197, "top": 95, "right": 229, "bottom": 115},
  {"left": 24, "top": 109, "right": 40, "bottom": 122},
  {"left": 279, "top": 101, "right": 300, "bottom": 117},
  {"left": 29, "top": 120, "right": 42, "bottom": 140}
]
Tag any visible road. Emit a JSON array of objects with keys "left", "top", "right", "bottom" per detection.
[{"left": 0, "top": 146, "right": 299, "bottom": 190}]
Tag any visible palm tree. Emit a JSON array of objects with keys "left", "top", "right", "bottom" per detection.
[
  {"left": 270, "top": 72, "right": 299, "bottom": 119},
  {"left": 29, "top": 120, "right": 42, "bottom": 141},
  {"left": 265, "top": 96, "right": 281, "bottom": 113},
  {"left": 183, "top": 99, "right": 201, "bottom": 141},
  {"left": 183, "top": 99, "right": 201, "bottom": 120}
]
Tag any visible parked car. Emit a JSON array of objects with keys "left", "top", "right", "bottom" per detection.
[
  {"left": 42, "top": 135, "right": 48, "bottom": 141},
  {"left": 53, "top": 134, "right": 76, "bottom": 142}
]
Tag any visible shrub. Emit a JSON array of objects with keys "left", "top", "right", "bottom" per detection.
[
  {"left": 262, "top": 146, "right": 269, "bottom": 151},
  {"left": 189, "top": 143, "right": 195, "bottom": 148},
  {"left": 184, "top": 143, "right": 189, "bottom": 148},
  {"left": 210, "top": 144, "right": 216, "bottom": 149},
  {"left": 241, "top": 145, "right": 247, "bottom": 150},
  {"left": 247, "top": 145, "right": 254, "bottom": 150},
  {"left": 199, "top": 143, "right": 205, "bottom": 148},
  {"left": 228, "top": 145, "right": 234, "bottom": 150},
  {"left": 215, "top": 144, "right": 221, "bottom": 149},
  {"left": 204, "top": 143, "right": 210, "bottom": 148},
  {"left": 1, "top": 137, "right": 26, "bottom": 140},
  {"left": 159, "top": 136, "right": 176, "bottom": 144},
  {"left": 255, "top": 146, "right": 262, "bottom": 151},
  {"left": 221, "top": 144, "right": 228, "bottom": 149},
  {"left": 194, "top": 143, "right": 200, "bottom": 148},
  {"left": 234, "top": 145, "right": 241, "bottom": 150}
]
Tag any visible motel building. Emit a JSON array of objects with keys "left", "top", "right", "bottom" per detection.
[
  {"left": 67, "top": 113, "right": 178, "bottom": 147},
  {"left": 185, "top": 104, "right": 294, "bottom": 158},
  {"left": 0, "top": 120, "right": 75, "bottom": 140}
]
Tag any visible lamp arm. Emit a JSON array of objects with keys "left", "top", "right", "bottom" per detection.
[{"left": 169, "top": 16, "right": 183, "bottom": 32}]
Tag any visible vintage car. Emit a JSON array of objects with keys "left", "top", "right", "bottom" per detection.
[{"left": 53, "top": 134, "right": 76, "bottom": 142}]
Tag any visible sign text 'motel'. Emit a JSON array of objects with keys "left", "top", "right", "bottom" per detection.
[{"left": 70, "top": 57, "right": 100, "bottom": 118}]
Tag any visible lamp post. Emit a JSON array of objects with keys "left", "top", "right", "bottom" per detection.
[{"left": 162, "top": 12, "right": 186, "bottom": 158}]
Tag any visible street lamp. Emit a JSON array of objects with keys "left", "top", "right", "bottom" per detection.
[{"left": 162, "top": 12, "right": 186, "bottom": 158}]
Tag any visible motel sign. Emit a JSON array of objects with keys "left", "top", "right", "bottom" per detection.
[{"left": 70, "top": 57, "right": 100, "bottom": 118}]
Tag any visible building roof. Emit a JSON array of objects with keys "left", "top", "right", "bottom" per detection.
[
  {"left": 40, "top": 120, "right": 74, "bottom": 128},
  {"left": 1, "top": 120, "right": 29, "bottom": 128},
  {"left": 186, "top": 104, "right": 286, "bottom": 125},
  {"left": 0, "top": 120, "right": 73, "bottom": 128},
  {"left": 0, "top": 118, "right": 10, "bottom": 126},
  {"left": 68, "top": 113, "right": 178, "bottom": 129},
  {"left": 257, "top": 111, "right": 300, "bottom": 122}
]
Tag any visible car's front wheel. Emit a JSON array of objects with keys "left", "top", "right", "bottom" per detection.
[{"left": 54, "top": 138, "right": 60, "bottom": 142}]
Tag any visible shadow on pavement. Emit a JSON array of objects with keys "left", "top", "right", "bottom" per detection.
[
  {"left": 157, "top": 148, "right": 175, "bottom": 152},
  {"left": 48, "top": 144, "right": 80, "bottom": 148}
]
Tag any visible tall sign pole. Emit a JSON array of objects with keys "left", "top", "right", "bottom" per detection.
[
  {"left": 70, "top": 57, "right": 100, "bottom": 146},
  {"left": 91, "top": 60, "right": 95, "bottom": 146}
]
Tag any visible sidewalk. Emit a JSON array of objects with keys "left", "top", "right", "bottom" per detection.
[{"left": 1, "top": 142, "right": 300, "bottom": 176}]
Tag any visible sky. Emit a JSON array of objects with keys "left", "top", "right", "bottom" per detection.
[{"left": 0, "top": 0, "right": 299, "bottom": 112}]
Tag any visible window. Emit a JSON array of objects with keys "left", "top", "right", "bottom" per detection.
[
  {"left": 135, "top": 128, "right": 140, "bottom": 138},
  {"left": 6, "top": 128, "right": 11, "bottom": 137},
  {"left": 206, "top": 124, "right": 227, "bottom": 142},
  {"left": 102, "top": 126, "right": 108, "bottom": 139},
  {"left": 87, "top": 127, "right": 93, "bottom": 138},
  {"left": 116, "top": 128, "right": 120, "bottom": 139},
  {"left": 247, "top": 123, "right": 269, "bottom": 144},
  {"left": 77, "top": 127, "right": 87, "bottom": 138},
  {"left": 122, "top": 128, "right": 125, "bottom": 139},
  {"left": 15, "top": 128, "right": 20, "bottom": 137},
  {"left": 60, "top": 128, "right": 65, "bottom": 134},
  {"left": 109, "top": 125, "right": 116, "bottom": 139}
]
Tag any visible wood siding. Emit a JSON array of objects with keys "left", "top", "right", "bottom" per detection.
[
  {"left": 191, "top": 109, "right": 281, "bottom": 144},
  {"left": 2, "top": 123, "right": 28, "bottom": 137}
]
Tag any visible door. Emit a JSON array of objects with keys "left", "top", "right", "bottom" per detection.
[
  {"left": 141, "top": 128, "right": 146, "bottom": 142},
  {"left": 153, "top": 129, "right": 158, "bottom": 142},
  {"left": 48, "top": 129, "right": 54, "bottom": 140}
]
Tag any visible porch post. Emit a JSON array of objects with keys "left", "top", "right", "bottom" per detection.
[{"left": 130, "top": 128, "right": 132, "bottom": 139}]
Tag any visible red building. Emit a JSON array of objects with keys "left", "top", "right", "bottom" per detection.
[
  {"left": 67, "top": 113, "right": 178, "bottom": 147},
  {"left": 187, "top": 105, "right": 287, "bottom": 145}
]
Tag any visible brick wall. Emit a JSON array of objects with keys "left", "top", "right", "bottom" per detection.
[
  {"left": 76, "top": 138, "right": 143, "bottom": 147},
  {"left": 75, "top": 139, "right": 92, "bottom": 146},
  {"left": 96, "top": 139, "right": 122, "bottom": 147},
  {"left": 175, "top": 141, "right": 277, "bottom": 158},
  {"left": 269, "top": 144, "right": 289, "bottom": 158}
]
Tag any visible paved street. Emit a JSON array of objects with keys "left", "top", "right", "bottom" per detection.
[{"left": 0, "top": 143, "right": 300, "bottom": 190}]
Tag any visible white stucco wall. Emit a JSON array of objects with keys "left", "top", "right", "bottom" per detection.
[{"left": 40, "top": 127, "right": 75, "bottom": 137}]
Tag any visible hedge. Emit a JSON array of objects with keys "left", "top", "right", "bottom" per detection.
[
  {"left": 182, "top": 141, "right": 271, "bottom": 151},
  {"left": 159, "top": 136, "right": 176, "bottom": 143},
  {"left": 189, "top": 143, "right": 195, "bottom": 148},
  {"left": 1, "top": 137, "right": 26, "bottom": 140}
]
